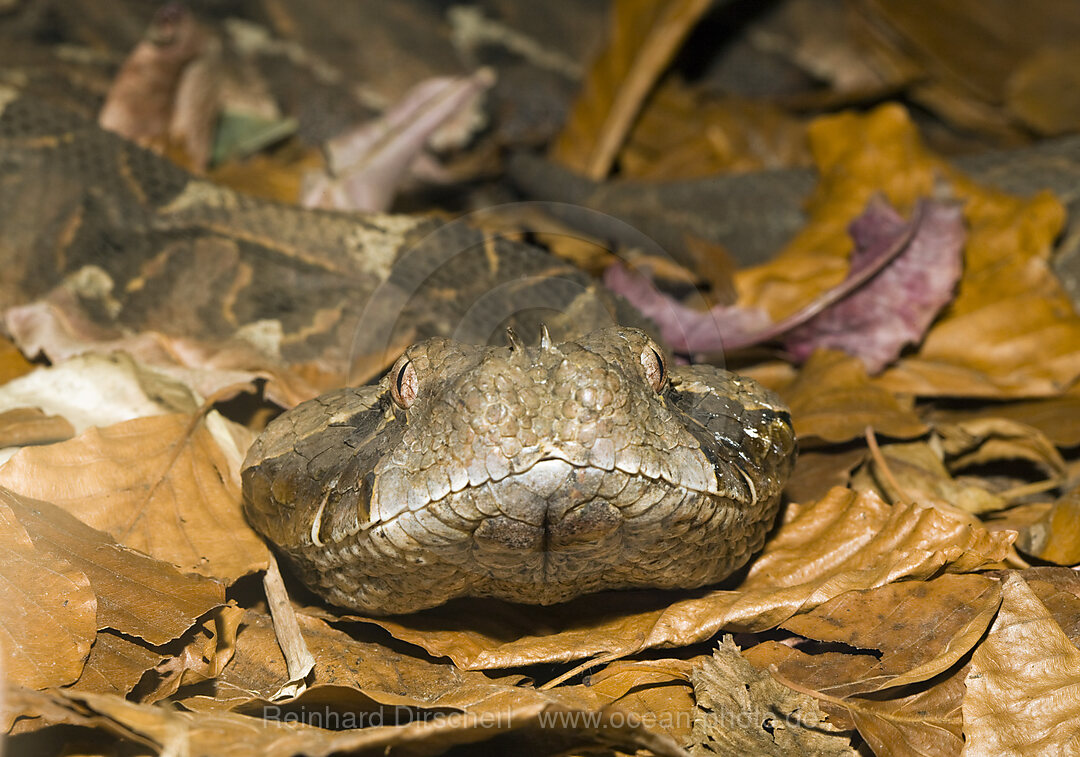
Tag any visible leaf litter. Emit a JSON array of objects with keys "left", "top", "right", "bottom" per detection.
[{"left": 5, "top": 3, "right": 1080, "bottom": 756}]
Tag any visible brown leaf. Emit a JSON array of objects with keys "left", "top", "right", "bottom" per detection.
[
  {"left": 781, "top": 350, "right": 928, "bottom": 444},
  {"left": 11, "top": 682, "right": 689, "bottom": 757},
  {"left": 843, "top": 666, "right": 968, "bottom": 757},
  {"left": 1019, "top": 567, "right": 1080, "bottom": 644},
  {"left": 0, "top": 335, "right": 33, "bottom": 387},
  {"left": 0, "top": 414, "right": 268, "bottom": 582},
  {"left": 0, "top": 407, "right": 74, "bottom": 448},
  {"left": 1014, "top": 485, "right": 1080, "bottom": 565},
  {"left": 745, "top": 637, "right": 971, "bottom": 755},
  {"left": 0, "top": 497, "right": 95, "bottom": 693},
  {"left": 924, "top": 388, "right": 1080, "bottom": 448},
  {"left": 202, "top": 609, "right": 518, "bottom": 710},
  {"left": 0, "top": 354, "right": 195, "bottom": 451},
  {"left": 178, "top": 611, "right": 691, "bottom": 756},
  {"left": 936, "top": 417, "right": 1067, "bottom": 479},
  {"left": 853, "top": 441, "right": 1007, "bottom": 516},
  {"left": 784, "top": 448, "right": 866, "bottom": 505},
  {"left": 342, "top": 488, "right": 1011, "bottom": 669},
  {"left": 71, "top": 632, "right": 164, "bottom": 698},
  {"left": 582, "top": 658, "right": 699, "bottom": 745},
  {"left": 1005, "top": 46, "right": 1080, "bottom": 136},
  {"left": 862, "top": 0, "right": 1080, "bottom": 137},
  {"left": 2, "top": 488, "right": 224, "bottom": 644},
  {"left": 618, "top": 80, "right": 811, "bottom": 179},
  {"left": 144, "top": 606, "right": 244, "bottom": 703},
  {"left": 779, "top": 574, "right": 1001, "bottom": 694},
  {"left": 690, "top": 637, "right": 855, "bottom": 756},
  {"left": 962, "top": 572, "right": 1080, "bottom": 755},
  {"left": 551, "top": 0, "right": 713, "bottom": 179}
]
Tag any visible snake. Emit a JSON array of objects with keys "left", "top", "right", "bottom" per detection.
[
  {"left": 241, "top": 328, "right": 795, "bottom": 615},
  {"left": 0, "top": 82, "right": 797, "bottom": 617}
]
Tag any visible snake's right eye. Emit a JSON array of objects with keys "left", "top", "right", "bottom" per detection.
[
  {"left": 640, "top": 344, "right": 666, "bottom": 393},
  {"left": 390, "top": 356, "right": 418, "bottom": 409}
]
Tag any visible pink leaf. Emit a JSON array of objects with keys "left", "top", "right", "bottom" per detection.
[
  {"left": 300, "top": 69, "right": 495, "bottom": 212},
  {"left": 602, "top": 264, "right": 770, "bottom": 354},
  {"left": 604, "top": 197, "right": 965, "bottom": 372},
  {"left": 783, "top": 198, "right": 965, "bottom": 372}
]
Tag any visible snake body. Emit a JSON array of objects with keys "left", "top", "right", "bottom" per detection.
[
  {"left": 0, "top": 87, "right": 795, "bottom": 617},
  {"left": 241, "top": 327, "right": 795, "bottom": 615}
]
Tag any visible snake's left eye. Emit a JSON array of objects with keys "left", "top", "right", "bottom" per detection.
[
  {"left": 640, "top": 345, "right": 666, "bottom": 392},
  {"left": 390, "top": 356, "right": 418, "bottom": 409}
]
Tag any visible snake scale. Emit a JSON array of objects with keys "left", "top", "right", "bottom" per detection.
[{"left": 1, "top": 85, "right": 795, "bottom": 616}]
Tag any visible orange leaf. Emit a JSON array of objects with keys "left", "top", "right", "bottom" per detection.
[{"left": 551, "top": 0, "right": 713, "bottom": 179}]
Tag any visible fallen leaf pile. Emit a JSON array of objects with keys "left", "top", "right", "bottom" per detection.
[{"left": 3, "top": 2, "right": 1080, "bottom": 756}]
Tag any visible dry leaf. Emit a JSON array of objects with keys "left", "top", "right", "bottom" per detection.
[
  {"left": 143, "top": 606, "right": 244, "bottom": 704},
  {"left": 4, "top": 297, "right": 304, "bottom": 408},
  {"left": 784, "top": 448, "right": 867, "bottom": 505},
  {"left": 1005, "top": 46, "right": 1080, "bottom": 136},
  {"left": 848, "top": 670, "right": 967, "bottom": 757},
  {"left": 736, "top": 104, "right": 1080, "bottom": 398},
  {"left": 783, "top": 198, "right": 964, "bottom": 373},
  {"left": 602, "top": 261, "right": 772, "bottom": 355},
  {"left": 0, "top": 335, "right": 33, "bottom": 387},
  {"left": 72, "top": 632, "right": 164, "bottom": 698},
  {"left": 172, "top": 610, "right": 691, "bottom": 755},
  {"left": 781, "top": 350, "right": 927, "bottom": 444},
  {"left": 0, "top": 414, "right": 268, "bottom": 582},
  {"left": 935, "top": 417, "right": 1066, "bottom": 479},
  {"left": 0, "top": 497, "right": 95, "bottom": 693},
  {"left": 853, "top": 441, "right": 1007, "bottom": 516},
  {"left": 618, "top": 79, "right": 811, "bottom": 180},
  {"left": 743, "top": 640, "right": 971, "bottom": 750},
  {"left": 777, "top": 574, "right": 1001, "bottom": 695},
  {"left": 10, "top": 681, "right": 688, "bottom": 757},
  {"left": 300, "top": 69, "right": 495, "bottom": 212},
  {"left": 860, "top": 0, "right": 1080, "bottom": 138},
  {"left": 690, "top": 636, "right": 854, "bottom": 756},
  {"left": 583, "top": 658, "right": 699, "bottom": 745},
  {"left": 2, "top": 488, "right": 224, "bottom": 644},
  {"left": 1018, "top": 567, "right": 1080, "bottom": 644},
  {"left": 0, "top": 407, "right": 74, "bottom": 448},
  {"left": 962, "top": 572, "right": 1080, "bottom": 755},
  {"left": 1014, "top": 485, "right": 1080, "bottom": 565},
  {"left": 924, "top": 388, "right": 1080, "bottom": 448},
  {"left": 551, "top": 0, "right": 714, "bottom": 179},
  {"left": 0, "top": 354, "right": 196, "bottom": 462}
]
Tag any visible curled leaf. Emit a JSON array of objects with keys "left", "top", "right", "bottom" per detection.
[
  {"left": 300, "top": 69, "right": 495, "bottom": 212},
  {"left": 783, "top": 197, "right": 965, "bottom": 373}
]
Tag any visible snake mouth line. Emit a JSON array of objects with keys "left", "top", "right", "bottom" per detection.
[{"left": 350, "top": 452, "right": 756, "bottom": 540}]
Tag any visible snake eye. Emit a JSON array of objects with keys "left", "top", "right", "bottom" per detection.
[
  {"left": 640, "top": 345, "right": 666, "bottom": 392},
  {"left": 390, "top": 356, "right": 418, "bottom": 409}
]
